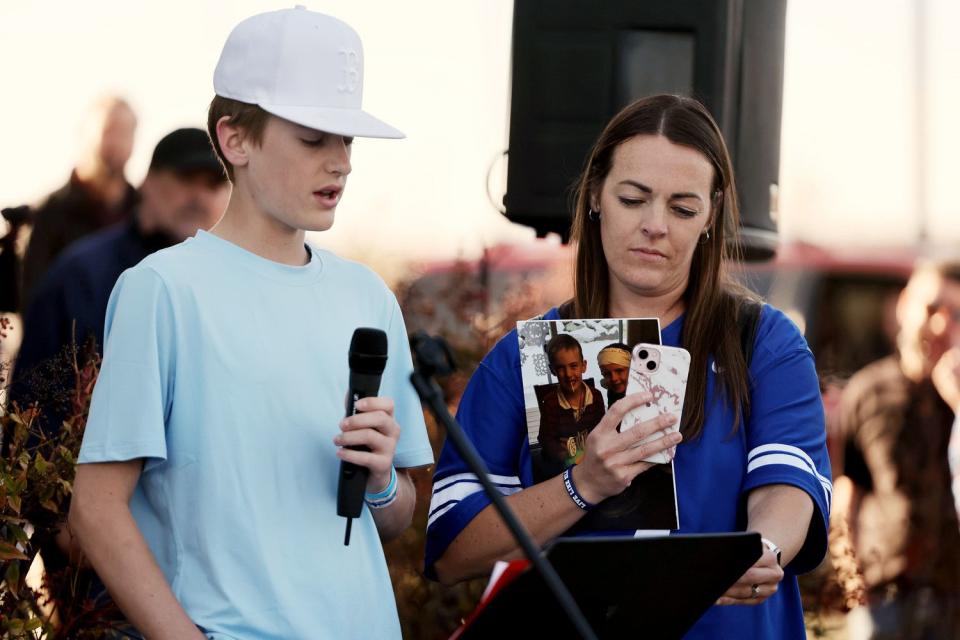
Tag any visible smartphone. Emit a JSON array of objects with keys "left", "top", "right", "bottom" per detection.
[{"left": 620, "top": 343, "right": 691, "bottom": 464}]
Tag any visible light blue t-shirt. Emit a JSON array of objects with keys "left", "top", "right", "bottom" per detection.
[{"left": 79, "top": 230, "right": 434, "bottom": 639}]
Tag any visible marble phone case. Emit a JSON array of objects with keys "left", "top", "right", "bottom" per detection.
[{"left": 620, "top": 343, "right": 691, "bottom": 464}]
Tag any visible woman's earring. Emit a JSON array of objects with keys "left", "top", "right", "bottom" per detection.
[
  {"left": 588, "top": 208, "right": 601, "bottom": 223},
  {"left": 700, "top": 229, "right": 711, "bottom": 244}
]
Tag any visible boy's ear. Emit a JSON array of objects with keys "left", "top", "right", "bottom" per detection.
[{"left": 216, "top": 115, "right": 250, "bottom": 169}]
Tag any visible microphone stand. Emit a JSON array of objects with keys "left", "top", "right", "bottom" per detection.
[{"left": 409, "top": 333, "right": 599, "bottom": 640}]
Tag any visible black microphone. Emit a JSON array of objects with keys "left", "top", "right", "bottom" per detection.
[{"left": 337, "top": 327, "right": 388, "bottom": 545}]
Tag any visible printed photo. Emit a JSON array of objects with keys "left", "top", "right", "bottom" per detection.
[{"left": 517, "top": 317, "right": 678, "bottom": 531}]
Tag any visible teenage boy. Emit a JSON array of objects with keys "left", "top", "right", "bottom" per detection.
[{"left": 69, "top": 8, "right": 433, "bottom": 640}]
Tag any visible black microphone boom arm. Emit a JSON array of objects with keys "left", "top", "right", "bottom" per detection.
[{"left": 409, "top": 332, "right": 599, "bottom": 640}]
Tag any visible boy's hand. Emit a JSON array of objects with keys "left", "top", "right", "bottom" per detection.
[{"left": 334, "top": 396, "right": 400, "bottom": 493}]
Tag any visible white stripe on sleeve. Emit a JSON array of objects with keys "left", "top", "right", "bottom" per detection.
[
  {"left": 746, "top": 453, "right": 831, "bottom": 503},
  {"left": 432, "top": 472, "right": 521, "bottom": 493}
]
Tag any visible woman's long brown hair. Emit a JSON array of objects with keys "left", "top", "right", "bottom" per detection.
[{"left": 569, "top": 94, "right": 757, "bottom": 439}]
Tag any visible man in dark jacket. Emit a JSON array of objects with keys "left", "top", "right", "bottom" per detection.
[{"left": 20, "top": 96, "right": 138, "bottom": 309}]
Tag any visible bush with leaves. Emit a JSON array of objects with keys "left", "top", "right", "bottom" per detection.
[{"left": 1, "top": 326, "right": 125, "bottom": 639}]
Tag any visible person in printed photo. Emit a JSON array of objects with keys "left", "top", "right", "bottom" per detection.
[
  {"left": 597, "top": 342, "right": 632, "bottom": 408},
  {"left": 537, "top": 333, "right": 606, "bottom": 471}
]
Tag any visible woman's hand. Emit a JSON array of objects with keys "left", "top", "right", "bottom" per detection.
[
  {"left": 334, "top": 396, "right": 400, "bottom": 493},
  {"left": 573, "top": 392, "right": 682, "bottom": 504},
  {"left": 716, "top": 545, "right": 784, "bottom": 605},
  {"left": 718, "top": 484, "right": 812, "bottom": 605}
]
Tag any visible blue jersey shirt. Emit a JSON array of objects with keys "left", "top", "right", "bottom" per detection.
[{"left": 425, "top": 305, "right": 831, "bottom": 639}]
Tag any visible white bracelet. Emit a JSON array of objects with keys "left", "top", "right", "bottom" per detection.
[{"left": 761, "top": 537, "right": 782, "bottom": 566}]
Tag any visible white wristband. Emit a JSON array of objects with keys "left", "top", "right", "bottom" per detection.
[{"left": 761, "top": 537, "right": 782, "bottom": 566}]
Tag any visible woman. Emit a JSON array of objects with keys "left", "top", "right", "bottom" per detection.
[{"left": 424, "top": 95, "right": 830, "bottom": 638}]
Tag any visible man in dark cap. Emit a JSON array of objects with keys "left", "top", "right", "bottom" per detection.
[{"left": 13, "top": 128, "right": 229, "bottom": 385}]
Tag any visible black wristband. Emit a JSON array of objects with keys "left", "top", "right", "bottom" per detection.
[{"left": 562, "top": 466, "right": 595, "bottom": 511}]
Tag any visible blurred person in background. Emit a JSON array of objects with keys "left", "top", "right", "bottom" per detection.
[
  {"left": 12, "top": 127, "right": 228, "bottom": 394},
  {"left": 20, "top": 95, "right": 138, "bottom": 309},
  {"left": 835, "top": 260, "right": 960, "bottom": 639}
]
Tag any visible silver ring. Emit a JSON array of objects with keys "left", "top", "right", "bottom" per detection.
[{"left": 751, "top": 583, "right": 760, "bottom": 598}]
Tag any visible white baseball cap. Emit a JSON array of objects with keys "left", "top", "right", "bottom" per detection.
[{"left": 213, "top": 5, "right": 403, "bottom": 139}]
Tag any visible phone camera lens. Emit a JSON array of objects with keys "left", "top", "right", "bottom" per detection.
[
  {"left": 638, "top": 350, "right": 648, "bottom": 359},
  {"left": 646, "top": 361, "right": 657, "bottom": 371}
]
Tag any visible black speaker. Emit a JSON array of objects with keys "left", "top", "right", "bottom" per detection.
[{"left": 503, "top": 0, "right": 786, "bottom": 260}]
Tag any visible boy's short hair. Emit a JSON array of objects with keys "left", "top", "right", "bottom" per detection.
[
  {"left": 545, "top": 334, "right": 585, "bottom": 365},
  {"left": 206, "top": 95, "right": 271, "bottom": 182}
]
